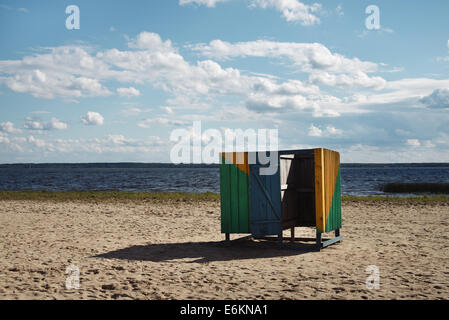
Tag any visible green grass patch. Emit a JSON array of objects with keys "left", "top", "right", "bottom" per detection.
[
  {"left": 381, "top": 183, "right": 449, "bottom": 194},
  {"left": 0, "top": 190, "right": 220, "bottom": 202},
  {"left": 1, "top": 191, "right": 447, "bottom": 204}
]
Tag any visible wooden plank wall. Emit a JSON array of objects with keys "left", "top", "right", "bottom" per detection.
[
  {"left": 314, "top": 148, "right": 340, "bottom": 232},
  {"left": 220, "top": 152, "right": 250, "bottom": 234}
]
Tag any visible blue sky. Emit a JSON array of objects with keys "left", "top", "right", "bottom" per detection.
[{"left": 1, "top": 0, "right": 449, "bottom": 163}]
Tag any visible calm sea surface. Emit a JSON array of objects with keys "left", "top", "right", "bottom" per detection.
[{"left": 0, "top": 164, "right": 448, "bottom": 196}]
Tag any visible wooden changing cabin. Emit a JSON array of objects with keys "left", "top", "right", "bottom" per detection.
[{"left": 219, "top": 148, "right": 342, "bottom": 250}]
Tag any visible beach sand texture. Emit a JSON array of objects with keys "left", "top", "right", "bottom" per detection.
[{"left": 0, "top": 199, "right": 448, "bottom": 300}]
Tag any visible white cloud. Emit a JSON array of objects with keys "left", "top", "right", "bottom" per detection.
[
  {"left": 23, "top": 117, "right": 68, "bottom": 131},
  {"left": 190, "top": 39, "right": 386, "bottom": 89},
  {"left": 48, "top": 118, "right": 68, "bottom": 130},
  {"left": 138, "top": 117, "right": 189, "bottom": 128},
  {"left": 127, "top": 31, "right": 174, "bottom": 52},
  {"left": 117, "top": 87, "right": 141, "bottom": 97},
  {"left": 0, "top": 5, "right": 29, "bottom": 13},
  {"left": 179, "top": 0, "right": 322, "bottom": 25},
  {"left": 120, "top": 107, "right": 150, "bottom": 117},
  {"left": 357, "top": 27, "right": 394, "bottom": 39},
  {"left": 308, "top": 124, "right": 342, "bottom": 137},
  {"left": 0, "top": 32, "right": 379, "bottom": 118},
  {"left": 346, "top": 78, "right": 449, "bottom": 110},
  {"left": 28, "top": 135, "right": 48, "bottom": 148},
  {"left": 179, "top": 0, "right": 229, "bottom": 7},
  {"left": 0, "top": 133, "right": 10, "bottom": 144},
  {"left": 2, "top": 30, "right": 447, "bottom": 123},
  {"left": 81, "top": 111, "right": 104, "bottom": 126},
  {"left": 335, "top": 4, "right": 343, "bottom": 16},
  {"left": 308, "top": 124, "right": 322, "bottom": 137},
  {"left": 162, "top": 106, "right": 174, "bottom": 114},
  {"left": 420, "top": 89, "right": 449, "bottom": 109},
  {"left": 0, "top": 121, "right": 22, "bottom": 134},
  {"left": 249, "top": 0, "right": 322, "bottom": 25},
  {"left": 0, "top": 133, "right": 166, "bottom": 156},
  {"left": 325, "top": 125, "right": 343, "bottom": 135},
  {"left": 406, "top": 139, "right": 421, "bottom": 147},
  {"left": 0, "top": 46, "right": 112, "bottom": 99}
]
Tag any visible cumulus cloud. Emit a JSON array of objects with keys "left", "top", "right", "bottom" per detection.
[
  {"left": 1, "top": 30, "right": 441, "bottom": 120},
  {"left": 0, "top": 134, "right": 9, "bottom": 144},
  {"left": 127, "top": 32, "right": 174, "bottom": 52},
  {"left": 308, "top": 124, "right": 322, "bottom": 137},
  {"left": 0, "top": 31, "right": 383, "bottom": 118},
  {"left": 28, "top": 135, "right": 47, "bottom": 148},
  {"left": 81, "top": 112, "right": 104, "bottom": 126},
  {"left": 249, "top": 0, "right": 322, "bottom": 25},
  {"left": 23, "top": 117, "right": 68, "bottom": 131},
  {"left": 0, "top": 47, "right": 112, "bottom": 99},
  {"left": 0, "top": 121, "right": 22, "bottom": 134},
  {"left": 420, "top": 89, "right": 449, "bottom": 109},
  {"left": 190, "top": 39, "right": 386, "bottom": 89},
  {"left": 308, "top": 124, "right": 342, "bottom": 137},
  {"left": 179, "top": 0, "right": 322, "bottom": 25},
  {"left": 117, "top": 87, "right": 141, "bottom": 97},
  {"left": 406, "top": 139, "right": 421, "bottom": 147}
]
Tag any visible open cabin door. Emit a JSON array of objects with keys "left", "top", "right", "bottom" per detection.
[{"left": 280, "top": 151, "right": 316, "bottom": 229}]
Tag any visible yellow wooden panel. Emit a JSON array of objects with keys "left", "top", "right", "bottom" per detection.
[
  {"left": 315, "top": 148, "right": 340, "bottom": 231},
  {"left": 314, "top": 148, "right": 326, "bottom": 231},
  {"left": 322, "top": 149, "right": 340, "bottom": 228}
]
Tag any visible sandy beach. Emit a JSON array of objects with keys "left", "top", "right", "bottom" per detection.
[{"left": 0, "top": 198, "right": 448, "bottom": 300}]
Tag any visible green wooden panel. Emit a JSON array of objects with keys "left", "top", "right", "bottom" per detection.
[
  {"left": 230, "top": 165, "right": 239, "bottom": 232},
  {"left": 220, "top": 158, "right": 250, "bottom": 234},
  {"left": 325, "top": 168, "right": 342, "bottom": 232},
  {"left": 238, "top": 167, "right": 250, "bottom": 232},
  {"left": 220, "top": 160, "right": 231, "bottom": 233}
]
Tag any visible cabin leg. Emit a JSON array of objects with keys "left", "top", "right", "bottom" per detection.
[
  {"left": 278, "top": 233, "right": 283, "bottom": 248},
  {"left": 290, "top": 227, "right": 295, "bottom": 243},
  {"left": 316, "top": 229, "right": 322, "bottom": 251},
  {"left": 225, "top": 233, "right": 230, "bottom": 242},
  {"left": 335, "top": 229, "right": 340, "bottom": 237}
]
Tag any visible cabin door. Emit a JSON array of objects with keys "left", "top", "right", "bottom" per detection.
[{"left": 249, "top": 156, "right": 282, "bottom": 238}]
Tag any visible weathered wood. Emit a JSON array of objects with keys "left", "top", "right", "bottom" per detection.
[{"left": 314, "top": 148, "right": 326, "bottom": 232}]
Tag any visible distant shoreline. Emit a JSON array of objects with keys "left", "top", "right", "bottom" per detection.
[
  {"left": 0, "top": 191, "right": 447, "bottom": 203},
  {"left": 1, "top": 162, "right": 449, "bottom": 169}
]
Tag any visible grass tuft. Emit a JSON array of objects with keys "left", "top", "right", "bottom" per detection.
[
  {"left": 342, "top": 195, "right": 449, "bottom": 203},
  {"left": 381, "top": 183, "right": 449, "bottom": 194}
]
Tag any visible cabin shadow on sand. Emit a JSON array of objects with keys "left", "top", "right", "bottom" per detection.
[{"left": 94, "top": 238, "right": 318, "bottom": 263}]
